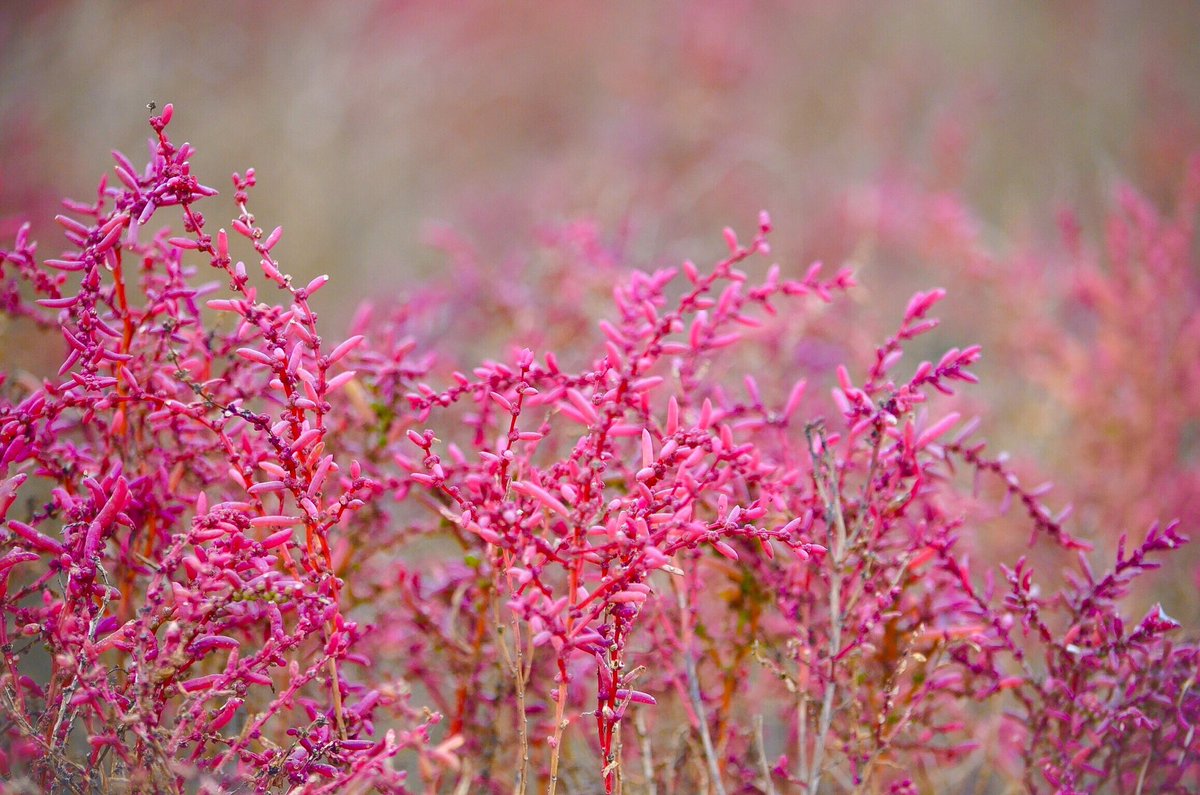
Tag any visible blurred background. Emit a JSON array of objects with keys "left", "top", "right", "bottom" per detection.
[
  {"left": 3, "top": 1, "right": 1197, "bottom": 304},
  {"left": 2, "top": 1, "right": 1200, "bottom": 610}
]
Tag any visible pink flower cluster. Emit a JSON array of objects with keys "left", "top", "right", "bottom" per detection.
[{"left": 0, "top": 108, "right": 1195, "bottom": 793}]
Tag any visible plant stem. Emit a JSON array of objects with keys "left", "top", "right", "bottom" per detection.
[
  {"left": 808, "top": 426, "right": 847, "bottom": 795},
  {"left": 675, "top": 575, "right": 727, "bottom": 795}
]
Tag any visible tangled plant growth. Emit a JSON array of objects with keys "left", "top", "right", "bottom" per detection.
[
  {"left": 843, "top": 166, "right": 1200, "bottom": 580},
  {"left": 0, "top": 108, "right": 1196, "bottom": 794}
]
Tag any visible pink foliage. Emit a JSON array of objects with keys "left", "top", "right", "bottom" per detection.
[{"left": 0, "top": 108, "right": 1195, "bottom": 794}]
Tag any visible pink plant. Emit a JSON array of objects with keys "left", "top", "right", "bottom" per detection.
[{"left": 0, "top": 108, "right": 1195, "bottom": 794}]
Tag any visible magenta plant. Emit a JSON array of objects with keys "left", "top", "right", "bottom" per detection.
[{"left": 0, "top": 108, "right": 1196, "bottom": 794}]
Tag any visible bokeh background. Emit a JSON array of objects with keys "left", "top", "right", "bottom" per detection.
[
  {"left": 3, "top": 1, "right": 1200, "bottom": 611},
  {"left": 4, "top": 2, "right": 1198, "bottom": 299}
]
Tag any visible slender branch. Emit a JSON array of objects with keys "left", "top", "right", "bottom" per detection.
[
  {"left": 493, "top": 583, "right": 530, "bottom": 795},
  {"left": 807, "top": 424, "right": 847, "bottom": 795},
  {"left": 547, "top": 662, "right": 570, "bottom": 795},
  {"left": 675, "top": 575, "right": 727, "bottom": 795},
  {"left": 635, "top": 711, "right": 658, "bottom": 795},
  {"left": 754, "top": 714, "right": 778, "bottom": 795}
]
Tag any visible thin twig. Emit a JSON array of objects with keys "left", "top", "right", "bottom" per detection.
[
  {"left": 675, "top": 575, "right": 727, "bottom": 795},
  {"left": 807, "top": 424, "right": 847, "bottom": 795},
  {"left": 492, "top": 584, "right": 530, "bottom": 795},
  {"left": 547, "top": 666, "right": 569, "bottom": 795},
  {"left": 635, "top": 711, "right": 658, "bottom": 795},
  {"left": 754, "top": 714, "right": 778, "bottom": 795}
]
